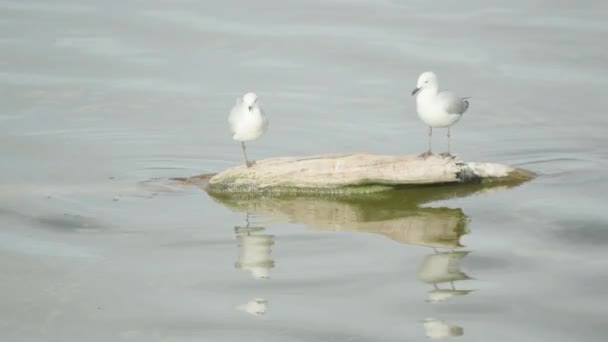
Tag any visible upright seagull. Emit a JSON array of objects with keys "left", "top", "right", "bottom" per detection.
[
  {"left": 228, "top": 92, "right": 268, "bottom": 167},
  {"left": 412, "top": 72, "right": 469, "bottom": 158}
]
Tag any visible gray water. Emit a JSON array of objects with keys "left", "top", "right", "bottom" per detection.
[{"left": 1, "top": 0, "right": 608, "bottom": 341}]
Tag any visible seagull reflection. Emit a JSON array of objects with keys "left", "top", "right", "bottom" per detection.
[
  {"left": 234, "top": 213, "right": 275, "bottom": 279},
  {"left": 427, "top": 288, "right": 472, "bottom": 303},
  {"left": 207, "top": 185, "right": 522, "bottom": 336},
  {"left": 418, "top": 250, "right": 473, "bottom": 303},
  {"left": 424, "top": 318, "right": 464, "bottom": 339},
  {"left": 237, "top": 298, "right": 268, "bottom": 316}
]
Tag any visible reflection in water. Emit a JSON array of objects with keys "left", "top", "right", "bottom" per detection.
[
  {"left": 210, "top": 184, "right": 531, "bottom": 336},
  {"left": 234, "top": 213, "right": 275, "bottom": 279},
  {"left": 237, "top": 298, "right": 268, "bottom": 316},
  {"left": 208, "top": 182, "right": 524, "bottom": 250},
  {"left": 424, "top": 319, "right": 464, "bottom": 339},
  {"left": 427, "top": 288, "right": 472, "bottom": 304},
  {"left": 233, "top": 215, "right": 272, "bottom": 317},
  {"left": 418, "top": 250, "right": 473, "bottom": 304}
]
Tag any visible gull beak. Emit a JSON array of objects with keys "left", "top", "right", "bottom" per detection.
[{"left": 412, "top": 87, "right": 421, "bottom": 96}]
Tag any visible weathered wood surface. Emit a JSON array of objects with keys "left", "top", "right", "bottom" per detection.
[{"left": 198, "top": 153, "right": 534, "bottom": 195}]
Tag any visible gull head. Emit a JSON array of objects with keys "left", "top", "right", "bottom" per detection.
[
  {"left": 242, "top": 92, "right": 259, "bottom": 111},
  {"left": 412, "top": 71, "right": 438, "bottom": 96}
]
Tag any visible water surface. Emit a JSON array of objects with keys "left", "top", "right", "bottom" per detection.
[{"left": 1, "top": 0, "right": 608, "bottom": 341}]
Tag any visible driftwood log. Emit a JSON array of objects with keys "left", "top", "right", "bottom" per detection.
[{"left": 200, "top": 153, "right": 534, "bottom": 195}]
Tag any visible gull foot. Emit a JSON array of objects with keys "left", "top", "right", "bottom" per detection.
[
  {"left": 438, "top": 153, "right": 456, "bottom": 159},
  {"left": 246, "top": 160, "right": 256, "bottom": 168},
  {"left": 418, "top": 151, "right": 433, "bottom": 159}
]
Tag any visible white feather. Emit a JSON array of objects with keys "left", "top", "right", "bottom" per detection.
[
  {"left": 228, "top": 93, "right": 268, "bottom": 142},
  {"left": 414, "top": 72, "right": 469, "bottom": 128}
]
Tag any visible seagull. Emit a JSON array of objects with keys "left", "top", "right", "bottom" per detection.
[
  {"left": 228, "top": 92, "right": 268, "bottom": 167},
  {"left": 411, "top": 72, "right": 469, "bottom": 158}
]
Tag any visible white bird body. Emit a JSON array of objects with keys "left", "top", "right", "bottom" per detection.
[
  {"left": 228, "top": 93, "right": 268, "bottom": 142},
  {"left": 416, "top": 90, "right": 466, "bottom": 128},
  {"left": 412, "top": 72, "right": 470, "bottom": 156},
  {"left": 228, "top": 92, "right": 268, "bottom": 167}
]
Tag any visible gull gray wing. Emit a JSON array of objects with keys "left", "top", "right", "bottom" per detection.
[{"left": 437, "top": 91, "right": 469, "bottom": 115}]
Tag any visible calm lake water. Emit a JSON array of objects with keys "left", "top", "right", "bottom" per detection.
[{"left": 1, "top": 1, "right": 608, "bottom": 341}]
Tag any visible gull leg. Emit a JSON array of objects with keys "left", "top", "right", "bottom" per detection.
[
  {"left": 241, "top": 142, "right": 255, "bottom": 168},
  {"left": 418, "top": 127, "right": 433, "bottom": 159},
  {"left": 439, "top": 127, "right": 454, "bottom": 159},
  {"left": 448, "top": 127, "right": 452, "bottom": 155}
]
